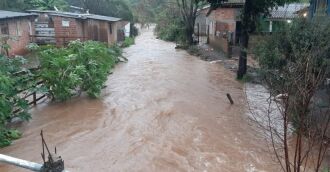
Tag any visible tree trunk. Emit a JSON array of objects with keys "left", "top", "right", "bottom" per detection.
[
  {"left": 186, "top": 25, "right": 194, "bottom": 45},
  {"left": 237, "top": 29, "right": 248, "bottom": 79},
  {"left": 237, "top": 0, "right": 251, "bottom": 79}
]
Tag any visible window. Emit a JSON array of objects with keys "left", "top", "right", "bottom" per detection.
[
  {"left": 0, "top": 22, "right": 9, "bottom": 35},
  {"left": 16, "top": 21, "right": 21, "bottom": 36},
  {"left": 28, "top": 21, "right": 32, "bottom": 35},
  {"left": 62, "top": 19, "right": 70, "bottom": 27}
]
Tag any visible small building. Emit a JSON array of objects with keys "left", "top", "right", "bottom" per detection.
[
  {"left": 198, "top": 1, "right": 308, "bottom": 54},
  {"left": 266, "top": 3, "right": 309, "bottom": 33},
  {"left": 198, "top": 0, "right": 245, "bottom": 53},
  {"left": 0, "top": 10, "right": 37, "bottom": 56},
  {"left": 29, "top": 10, "right": 123, "bottom": 46},
  {"left": 195, "top": 6, "right": 210, "bottom": 36},
  {"left": 310, "top": 0, "right": 330, "bottom": 17}
]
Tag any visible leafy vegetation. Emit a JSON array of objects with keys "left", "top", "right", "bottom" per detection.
[
  {"left": 0, "top": 55, "right": 33, "bottom": 147},
  {"left": 155, "top": 15, "right": 185, "bottom": 43},
  {"left": 26, "top": 0, "right": 69, "bottom": 10},
  {"left": 256, "top": 19, "right": 330, "bottom": 72},
  {"left": 0, "top": 40, "right": 122, "bottom": 147},
  {"left": 68, "top": 0, "right": 134, "bottom": 21},
  {"left": 124, "top": 0, "right": 165, "bottom": 24},
  {"left": 152, "top": 0, "right": 205, "bottom": 45},
  {"left": 255, "top": 19, "right": 330, "bottom": 172},
  {"left": 121, "top": 37, "right": 135, "bottom": 48},
  {"left": 153, "top": 2, "right": 186, "bottom": 43},
  {"left": 38, "top": 40, "right": 120, "bottom": 101},
  {"left": 0, "top": 0, "right": 68, "bottom": 11},
  {"left": 0, "top": 0, "right": 32, "bottom": 11}
]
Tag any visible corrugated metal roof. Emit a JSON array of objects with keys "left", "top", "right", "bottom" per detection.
[
  {"left": 86, "top": 14, "right": 121, "bottom": 22},
  {"left": 28, "top": 10, "right": 121, "bottom": 22},
  {"left": 269, "top": 3, "right": 309, "bottom": 19},
  {"left": 0, "top": 10, "right": 37, "bottom": 20}
]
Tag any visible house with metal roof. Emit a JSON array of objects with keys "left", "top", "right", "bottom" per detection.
[
  {"left": 244, "top": 3, "right": 309, "bottom": 34},
  {"left": 266, "top": 3, "right": 309, "bottom": 32},
  {"left": 195, "top": 0, "right": 245, "bottom": 54},
  {"left": 28, "top": 10, "right": 125, "bottom": 46},
  {"left": 0, "top": 10, "right": 37, "bottom": 56}
]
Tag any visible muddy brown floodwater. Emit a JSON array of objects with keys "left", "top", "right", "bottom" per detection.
[{"left": 0, "top": 28, "right": 280, "bottom": 172}]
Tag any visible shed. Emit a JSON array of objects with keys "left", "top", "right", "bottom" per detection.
[
  {"left": 0, "top": 10, "right": 37, "bottom": 56},
  {"left": 201, "top": 0, "right": 245, "bottom": 53}
]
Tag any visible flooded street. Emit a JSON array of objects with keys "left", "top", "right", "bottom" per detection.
[{"left": 0, "top": 28, "right": 279, "bottom": 172}]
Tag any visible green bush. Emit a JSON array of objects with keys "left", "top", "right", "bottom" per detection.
[
  {"left": 121, "top": 37, "right": 135, "bottom": 48},
  {"left": 0, "top": 55, "right": 32, "bottom": 147},
  {"left": 38, "top": 40, "right": 121, "bottom": 101},
  {"left": 154, "top": 6, "right": 186, "bottom": 44},
  {"left": 255, "top": 19, "right": 330, "bottom": 71},
  {"left": 69, "top": 41, "right": 118, "bottom": 98},
  {"left": 255, "top": 19, "right": 330, "bottom": 129},
  {"left": 155, "top": 22, "right": 186, "bottom": 43}
]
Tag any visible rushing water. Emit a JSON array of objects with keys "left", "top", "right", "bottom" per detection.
[{"left": 0, "top": 28, "right": 280, "bottom": 172}]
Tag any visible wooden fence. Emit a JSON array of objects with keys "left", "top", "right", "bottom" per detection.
[
  {"left": 30, "top": 35, "right": 88, "bottom": 46},
  {"left": 13, "top": 67, "right": 47, "bottom": 115}
]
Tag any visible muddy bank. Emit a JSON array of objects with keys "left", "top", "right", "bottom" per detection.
[{"left": 0, "top": 27, "right": 279, "bottom": 172}]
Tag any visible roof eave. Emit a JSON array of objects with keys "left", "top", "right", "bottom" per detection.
[{"left": 0, "top": 14, "right": 38, "bottom": 20}]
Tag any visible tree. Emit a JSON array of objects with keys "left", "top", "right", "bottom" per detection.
[
  {"left": 207, "top": 0, "right": 297, "bottom": 79},
  {"left": 26, "top": 0, "right": 69, "bottom": 10},
  {"left": 154, "top": 1, "right": 186, "bottom": 42},
  {"left": 176, "top": 0, "right": 205, "bottom": 45},
  {"left": 67, "top": 0, "right": 134, "bottom": 21},
  {"left": 0, "top": 0, "right": 31, "bottom": 11},
  {"left": 124, "top": 0, "right": 168, "bottom": 24},
  {"left": 250, "top": 19, "right": 330, "bottom": 172}
]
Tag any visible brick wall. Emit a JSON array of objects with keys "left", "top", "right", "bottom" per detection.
[
  {"left": 5, "top": 18, "right": 34, "bottom": 56},
  {"left": 53, "top": 16, "right": 84, "bottom": 46},
  {"left": 211, "top": 8, "right": 238, "bottom": 21},
  {"left": 207, "top": 7, "right": 240, "bottom": 53},
  {"left": 209, "top": 35, "right": 229, "bottom": 53}
]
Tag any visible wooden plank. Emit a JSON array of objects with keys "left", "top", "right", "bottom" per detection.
[
  {"left": 35, "top": 24, "right": 49, "bottom": 28},
  {"left": 35, "top": 28, "right": 55, "bottom": 32},
  {"left": 35, "top": 37, "right": 56, "bottom": 41},
  {"left": 35, "top": 32, "right": 56, "bottom": 37}
]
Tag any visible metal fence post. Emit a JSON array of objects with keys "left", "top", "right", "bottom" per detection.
[
  {"left": 33, "top": 92, "right": 37, "bottom": 105},
  {"left": 197, "top": 23, "right": 200, "bottom": 44}
]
